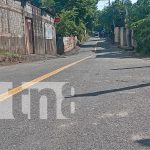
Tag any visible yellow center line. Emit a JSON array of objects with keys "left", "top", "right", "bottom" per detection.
[{"left": 0, "top": 55, "right": 93, "bottom": 102}]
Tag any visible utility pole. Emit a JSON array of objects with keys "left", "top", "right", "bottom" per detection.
[
  {"left": 109, "top": 0, "right": 111, "bottom": 6},
  {"left": 124, "top": 3, "right": 130, "bottom": 48}
]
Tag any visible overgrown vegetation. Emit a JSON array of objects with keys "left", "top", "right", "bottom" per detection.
[
  {"left": 54, "top": 0, "right": 99, "bottom": 41},
  {"left": 131, "top": 17, "right": 150, "bottom": 54},
  {"left": 0, "top": 50, "right": 22, "bottom": 63},
  {"left": 0, "top": 50, "right": 20, "bottom": 57},
  {"left": 30, "top": 0, "right": 99, "bottom": 41},
  {"left": 130, "top": 0, "right": 150, "bottom": 54},
  {"left": 95, "top": 0, "right": 150, "bottom": 54},
  {"left": 27, "top": 0, "right": 150, "bottom": 53}
]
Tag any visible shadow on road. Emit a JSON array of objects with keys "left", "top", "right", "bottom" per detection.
[
  {"left": 95, "top": 39, "right": 136, "bottom": 59},
  {"left": 95, "top": 49, "right": 114, "bottom": 53},
  {"left": 111, "top": 66, "right": 150, "bottom": 70},
  {"left": 96, "top": 52, "right": 133, "bottom": 59},
  {"left": 135, "top": 139, "right": 150, "bottom": 147},
  {"left": 96, "top": 40, "right": 111, "bottom": 49},
  {"left": 66, "top": 82, "right": 150, "bottom": 98},
  {"left": 90, "top": 39, "right": 100, "bottom": 42},
  {"left": 79, "top": 44, "right": 96, "bottom": 48}
]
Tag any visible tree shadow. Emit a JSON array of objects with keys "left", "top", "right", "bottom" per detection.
[
  {"left": 96, "top": 51, "right": 133, "bottom": 59},
  {"left": 95, "top": 38, "right": 136, "bottom": 59},
  {"left": 79, "top": 44, "right": 96, "bottom": 48},
  {"left": 95, "top": 49, "right": 114, "bottom": 53},
  {"left": 66, "top": 82, "right": 150, "bottom": 98},
  {"left": 135, "top": 139, "right": 150, "bottom": 147},
  {"left": 96, "top": 40, "right": 111, "bottom": 49},
  {"left": 111, "top": 66, "right": 150, "bottom": 70},
  {"left": 91, "top": 39, "right": 100, "bottom": 42}
]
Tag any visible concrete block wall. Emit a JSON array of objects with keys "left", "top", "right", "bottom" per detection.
[
  {"left": 0, "top": 0, "right": 57, "bottom": 55},
  {"left": 0, "top": 0, "right": 25, "bottom": 53},
  {"left": 114, "top": 27, "right": 135, "bottom": 49},
  {"left": 63, "top": 37, "right": 77, "bottom": 52},
  {"left": 114, "top": 27, "right": 120, "bottom": 44}
]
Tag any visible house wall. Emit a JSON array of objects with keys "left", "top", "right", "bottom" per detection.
[
  {"left": 63, "top": 37, "right": 77, "bottom": 53},
  {"left": 120, "top": 27, "right": 126, "bottom": 47},
  {"left": 114, "top": 27, "right": 120, "bottom": 44},
  {"left": 114, "top": 27, "right": 135, "bottom": 49},
  {"left": 0, "top": 0, "right": 56, "bottom": 55},
  {"left": 57, "top": 36, "right": 78, "bottom": 54},
  {"left": 0, "top": 0, "right": 25, "bottom": 53}
]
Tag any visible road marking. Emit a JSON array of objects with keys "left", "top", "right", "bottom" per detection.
[
  {"left": 71, "top": 87, "right": 76, "bottom": 114},
  {"left": 71, "top": 102, "right": 76, "bottom": 114},
  {"left": 58, "top": 122, "right": 76, "bottom": 128},
  {"left": 116, "top": 111, "right": 128, "bottom": 117},
  {"left": 98, "top": 111, "right": 129, "bottom": 119},
  {"left": 92, "top": 122, "right": 98, "bottom": 126},
  {"left": 0, "top": 55, "right": 93, "bottom": 102},
  {"left": 119, "top": 91, "right": 136, "bottom": 94},
  {"left": 131, "top": 133, "right": 148, "bottom": 141}
]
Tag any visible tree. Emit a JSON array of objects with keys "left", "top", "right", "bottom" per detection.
[
  {"left": 131, "top": 16, "right": 150, "bottom": 54},
  {"left": 96, "top": 0, "right": 150, "bottom": 54},
  {"left": 41, "top": 0, "right": 54, "bottom": 7},
  {"left": 98, "top": 0, "right": 132, "bottom": 30},
  {"left": 130, "top": 0, "right": 150, "bottom": 54},
  {"left": 56, "top": 10, "right": 79, "bottom": 36},
  {"left": 129, "top": 0, "right": 150, "bottom": 24},
  {"left": 54, "top": 0, "right": 99, "bottom": 40},
  {"left": 22, "top": 0, "right": 100, "bottom": 39}
]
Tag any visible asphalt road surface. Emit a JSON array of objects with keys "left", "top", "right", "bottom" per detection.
[{"left": 0, "top": 38, "right": 150, "bottom": 150}]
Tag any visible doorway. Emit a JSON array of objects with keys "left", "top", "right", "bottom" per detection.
[{"left": 25, "top": 18, "right": 34, "bottom": 54}]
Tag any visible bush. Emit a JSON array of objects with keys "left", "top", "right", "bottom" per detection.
[
  {"left": 131, "top": 17, "right": 150, "bottom": 54},
  {"left": 56, "top": 10, "right": 87, "bottom": 42},
  {"left": 56, "top": 10, "right": 78, "bottom": 36}
]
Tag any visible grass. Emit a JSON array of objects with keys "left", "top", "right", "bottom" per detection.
[{"left": 0, "top": 50, "right": 20, "bottom": 57}]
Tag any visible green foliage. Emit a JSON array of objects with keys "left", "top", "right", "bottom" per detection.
[
  {"left": 54, "top": 0, "right": 99, "bottom": 41},
  {"left": 56, "top": 10, "right": 79, "bottom": 36},
  {"left": 130, "top": 0, "right": 150, "bottom": 54},
  {"left": 24, "top": 0, "right": 99, "bottom": 41},
  {"left": 131, "top": 17, "right": 150, "bottom": 54},
  {"left": 56, "top": 10, "right": 86, "bottom": 40},
  {"left": 98, "top": 0, "right": 130, "bottom": 30},
  {"left": 41, "top": 0, "right": 54, "bottom": 7},
  {"left": 77, "top": 21, "right": 87, "bottom": 41},
  {"left": 129, "top": 0, "right": 150, "bottom": 24},
  {"left": 29, "top": 0, "right": 99, "bottom": 41},
  {"left": 27, "top": 0, "right": 54, "bottom": 7},
  {"left": 97, "top": 0, "right": 150, "bottom": 54},
  {"left": 0, "top": 50, "right": 20, "bottom": 57}
]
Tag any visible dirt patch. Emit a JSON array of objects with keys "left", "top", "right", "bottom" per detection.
[
  {"left": 0, "top": 46, "right": 80, "bottom": 67},
  {"left": 0, "top": 51, "right": 58, "bottom": 66},
  {"left": 0, "top": 50, "right": 23, "bottom": 66},
  {"left": 0, "top": 55, "right": 23, "bottom": 66},
  {"left": 64, "top": 46, "right": 80, "bottom": 56},
  {"left": 0, "top": 54, "right": 58, "bottom": 66}
]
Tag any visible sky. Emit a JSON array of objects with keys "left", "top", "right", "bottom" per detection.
[{"left": 97, "top": 0, "right": 138, "bottom": 10}]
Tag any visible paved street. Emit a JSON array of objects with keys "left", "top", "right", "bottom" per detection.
[{"left": 0, "top": 38, "right": 150, "bottom": 150}]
